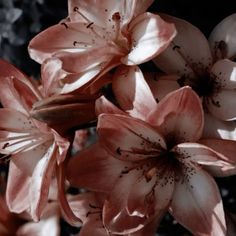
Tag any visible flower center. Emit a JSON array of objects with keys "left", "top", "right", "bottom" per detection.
[
  {"left": 177, "top": 72, "right": 219, "bottom": 98},
  {"left": 71, "top": 7, "right": 129, "bottom": 55}
]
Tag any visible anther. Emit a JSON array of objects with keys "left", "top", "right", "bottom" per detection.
[
  {"left": 112, "top": 12, "right": 121, "bottom": 21},
  {"left": 61, "top": 22, "right": 68, "bottom": 29}
]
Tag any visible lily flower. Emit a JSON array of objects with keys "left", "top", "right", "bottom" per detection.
[
  {"left": 28, "top": 0, "right": 176, "bottom": 93},
  {"left": 0, "top": 59, "right": 70, "bottom": 221},
  {"left": 152, "top": 14, "right": 236, "bottom": 122},
  {"left": 67, "top": 85, "right": 236, "bottom": 235}
]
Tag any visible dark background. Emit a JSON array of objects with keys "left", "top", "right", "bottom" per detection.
[{"left": 0, "top": 0, "right": 236, "bottom": 235}]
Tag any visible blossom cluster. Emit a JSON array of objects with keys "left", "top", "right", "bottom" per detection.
[{"left": 0, "top": 0, "right": 236, "bottom": 235}]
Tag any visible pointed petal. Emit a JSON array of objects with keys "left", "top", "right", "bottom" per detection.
[
  {"left": 169, "top": 165, "right": 226, "bottom": 236},
  {"left": 67, "top": 143, "right": 125, "bottom": 192},
  {"left": 95, "top": 95, "right": 125, "bottom": 116},
  {"left": 209, "top": 13, "right": 236, "bottom": 60},
  {"left": 211, "top": 59, "right": 236, "bottom": 89},
  {"left": 112, "top": 66, "right": 156, "bottom": 120},
  {"left": 6, "top": 161, "right": 30, "bottom": 213},
  {"left": 0, "top": 59, "right": 26, "bottom": 80},
  {"left": 174, "top": 142, "right": 236, "bottom": 177},
  {"left": 203, "top": 113, "right": 236, "bottom": 140},
  {"left": 147, "top": 87, "right": 204, "bottom": 143},
  {"left": 122, "top": 13, "right": 176, "bottom": 65},
  {"left": 98, "top": 114, "right": 166, "bottom": 161},
  {"left": 153, "top": 14, "right": 212, "bottom": 77},
  {"left": 207, "top": 89, "right": 236, "bottom": 121},
  {"left": 30, "top": 144, "right": 57, "bottom": 221},
  {"left": 198, "top": 139, "right": 236, "bottom": 176}
]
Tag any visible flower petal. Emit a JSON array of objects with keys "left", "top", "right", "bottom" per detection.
[
  {"left": 146, "top": 74, "right": 180, "bottom": 101},
  {"left": 211, "top": 59, "right": 236, "bottom": 89},
  {"left": 174, "top": 142, "right": 236, "bottom": 177},
  {"left": 67, "top": 143, "right": 126, "bottom": 192},
  {"left": 95, "top": 95, "right": 125, "bottom": 116},
  {"left": 127, "top": 171, "right": 174, "bottom": 219},
  {"left": 122, "top": 13, "right": 176, "bottom": 65},
  {"left": 16, "top": 202, "right": 60, "bottom": 236},
  {"left": 169, "top": 164, "right": 226, "bottom": 236},
  {"left": 112, "top": 66, "right": 156, "bottom": 120},
  {"left": 103, "top": 169, "right": 147, "bottom": 234},
  {"left": 209, "top": 13, "right": 236, "bottom": 60},
  {"left": 30, "top": 143, "right": 57, "bottom": 221},
  {"left": 153, "top": 14, "right": 212, "bottom": 77},
  {"left": 0, "top": 109, "right": 35, "bottom": 132},
  {"left": 147, "top": 87, "right": 204, "bottom": 143},
  {"left": 28, "top": 22, "right": 107, "bottom": 63},
  {"left": 6, "top": 161, "right": 30, "bottom": 213},
  {"left": 207, "top": 89, "right": 236, "bottom": 121},
  {"left": 198, "top": 139, "right": 236, "bottom": 176},
  {"left": 98, "top": 114, "right": 166, "bottom": 161},
  {"left": 203, "top": 113, "right": 236, "bottom": 140}
]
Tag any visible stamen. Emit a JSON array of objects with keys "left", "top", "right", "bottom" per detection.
[
  {"left": 73, "top": 6, "right": 91, "bottom": 23},
  {"left": 111, "top": 12, "right": 121, "bottom": 40}
]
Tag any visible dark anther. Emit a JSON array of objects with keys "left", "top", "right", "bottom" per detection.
[
  {"left": 86, "top": 22, "right": 94, "bottom": 28},
  {"left": 173, "top": 45, "right": 181, "bottom": 51},
  {"left": 116, "top": 147, "right": 122, "bottom": 155},
  {"left": 112, "top": 12, "right": 121, "bottom": 21},
  {"left": 73, "top": 6, "right": 79, "bottom": 12},
  {"left": 121, "top": 169, "right": 129, "bottom": 174},
  {"left": 73, "top": 41, "right": 78, "bottom": 46},
  {"left": 2, "top": 142, "right": 9, "bottom": 149},
  {"left": 211, "top": 99, "right": 220, "bottom": 107},
  {"left": 61, "top": 22, "right": 68, "bottom": 29}
]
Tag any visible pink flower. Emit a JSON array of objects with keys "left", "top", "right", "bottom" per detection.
[
  {"left": 0, "top": 60, "right": 70, "bottom": 221},
  {"left": 28, "top": 0, "right": 176, "bottom": 94},
  {"left": 152, "top": 14, "right": 236, "bottom": 122},
  {"left": 67, "top": 86, "right": 236, "bottom": 235}
]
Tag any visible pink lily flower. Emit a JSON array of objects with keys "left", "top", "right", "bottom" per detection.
[
  {"left": 0, "top": 60, "right": 70, "bottom": 221},
  {"left": 28, "top": 0, "right": 176, "bottom": 94},
  {"left": 67, "top": 83, "right": 236, "bottom": 235},
  {"left": 152, "top": 14, "right": 236, "bottom": 122}
]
